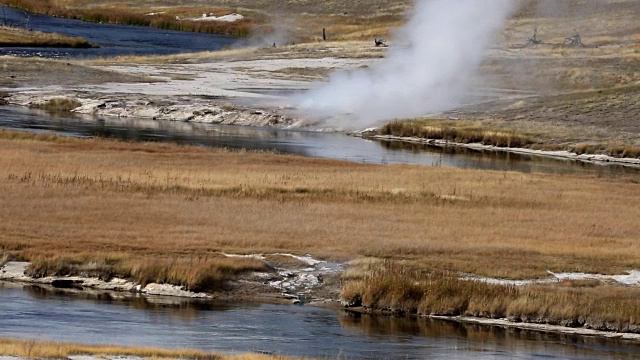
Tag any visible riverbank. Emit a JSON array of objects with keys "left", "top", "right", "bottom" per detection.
[
  {"left": 0, "top": 26, "right": 94, "bottom": 48},
  {"left": 0, "top": 254, "right": 342, "bottom": 305},
  {"left": 359, "top": 133, "right": 640, "bottom": 169}
]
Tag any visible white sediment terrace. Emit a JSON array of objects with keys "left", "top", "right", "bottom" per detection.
[
  {"left": 223, "top": 253, "right": 342, "bottom": 297},
  {"left": 4, "top": 57, "right": 372, "bottom": 129},
  {"left": 463, "top": 270, "right": 640, "bottom": 287}
]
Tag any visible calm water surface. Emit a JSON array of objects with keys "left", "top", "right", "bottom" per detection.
[
  {"left": 2, "top": 282, "right": 640, "bottom": 359},
  {"left": 0, "top": 7, "right": 236, "bottom": 58},
  {"left": 1, "top": 106, "right": 638, "bottom": 176}
]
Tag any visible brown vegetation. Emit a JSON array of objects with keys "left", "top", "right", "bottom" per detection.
[
  {"left": 0, "top": 338, "right": 304, "bottom": 360},
  {"left": 25, "top": 254, "right": 268, "bottom": 292},
  {"left": 31, "top": 98, "right": 82, "bottom": 112},
  {"left": 378, "top": 119, "right": 640, "bottom": 159},
  {"left": 1, "top": 130, "right": 639, "bottom": 282},
  {"left": 342, "top": 261, "right": 640, "bottom": 332},
  {"left": 0, "top": 26, "right": 94, "bottom": 47},
  {"left": 0, "top": 0, "right": 408, "bottom": 41},
  {"left": 379, "top": 120, "right": 535, "bottom": 148},
  {"left": 0, "top": 0, "right": 254, "bottom": 36}
]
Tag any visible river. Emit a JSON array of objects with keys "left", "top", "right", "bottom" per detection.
[
  {"left": 2, "top": 282, "right": 639, "bottom": 359},
  {"left": 0, "top": 7, "right": 236, "bottom": 58},
  {"left": 2, "top": 106, "right": 638, "bottom": 176}
]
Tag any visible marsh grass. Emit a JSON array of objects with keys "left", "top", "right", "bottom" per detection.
[
  {"left": 380, "top": 120, "right": 535, "bottom": 148},
  {"left": 25, "top": 253, "right": 269, "bottom": 292},
  {"left": 0, "top": 252, "right": 8, "bottom": 267},
  {"left": 573, "top": 143, "right": 640, "bottom": 159},
  {"left": 32, "top": 98, "right": 82, "bottom": 112},
  {"left": 342, "top": 261, "right": 640, "bottom": 331},
  {"left": 0, "top": 338, "right": 302, "bottom": 359},
  {"left": 0, "top": 26, "right": 93, "bottom": 48},
  {"left": 1, "top": 130, "right": 640, "bottom": 281}
]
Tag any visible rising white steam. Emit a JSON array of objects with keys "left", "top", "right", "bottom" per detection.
[{"left": 294, "top": 0, "right": 518, "bottom": 128}]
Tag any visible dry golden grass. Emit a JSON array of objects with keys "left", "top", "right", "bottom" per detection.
[
  {"left": 0, "top": 26, "right": 93, "bottom": 47},
  {"left": 25, "top": 253, "right": 268, "bottom": 291},
  {"left": 1, "top": 130, "right": 639, "bottom": 282},
  {"left": 341, "top": 261, "right": 640, "bottom": 331},
  {"left": 379, "top": 119, "right": 535, "bottom": 148},
  {"left": 0, "top": 338, "right": 304, "bottom": 360},
  {"left": 31, "top": 98, "right": 82, "bottom": 112}
]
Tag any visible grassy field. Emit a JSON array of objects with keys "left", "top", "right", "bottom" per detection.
[
  {"left": 0, "top": 338, "right": 304, "bottom": 359},
  {"left": 0, "top": 26, "right": 93, "bottom": 47}
]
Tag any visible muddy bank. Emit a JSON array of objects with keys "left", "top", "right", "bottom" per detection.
[
  {"left": 359, "top": 133, "right": 640, "bottom": 169},
  {"left": 0, "top": 255, "right": 342, "bottom": 305}
]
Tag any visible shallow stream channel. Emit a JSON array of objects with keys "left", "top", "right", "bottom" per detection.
[
  {"left": 1, "top": 105, "right": 638, "bottom": 176},
  {"left": 2, "top": 282, "right": 640, "bottom": 359}
]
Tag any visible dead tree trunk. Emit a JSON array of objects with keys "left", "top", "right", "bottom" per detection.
[
  {"left": 565, "top": 33, "right": 583, "bottom": 47},
  {"left": 526, "top": 27, "right": 543, "bottom": 46}
]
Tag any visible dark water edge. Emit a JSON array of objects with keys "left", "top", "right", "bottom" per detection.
[
  {"left": 2, "top": 106, "right": 639, "bottom": 177},
  {"left": 2, "top": 282, "right": 640, "bottom": 360},
  {"left": 0, "top": 7, "right": 237, "bottom": 59}
]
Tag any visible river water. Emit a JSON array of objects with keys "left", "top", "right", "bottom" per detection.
[
  {"left": 2, "top": 106, "right": 638, "bottom": 176},
  {"left": 0, "top": 7, "right": 236, "bottom": 58},
  {"left": 2, "top": 282, "right": 639, "bottom": 359}
]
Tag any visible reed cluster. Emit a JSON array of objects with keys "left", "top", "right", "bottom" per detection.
[
  {"left": 25, "top": 253, "right": 268, "bottom": 292},
  {"left": 31, "top": 98, "right": 82, "bottom": 112},
  {"left": 0, "top": 26, "right": 93, "bottom": 47},
  {"left": 342, "top": 261, "right": 640, "bottom": 332},
  {"left": 379, "top": 120, "right": 535, "bottom": 148},
  {"left": 573, "top": 143, "right": 640, "bottom": 159}
]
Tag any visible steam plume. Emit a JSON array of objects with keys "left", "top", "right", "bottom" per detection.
[{"left": 294, "top": 0, "right": 517, "bottom": 128}]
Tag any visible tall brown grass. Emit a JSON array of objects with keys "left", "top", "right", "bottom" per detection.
[
  {"left": 342, "top": 261, "right": 640, "bottom": 331},
  {"left": 573, "top": 143, "right": 640, "bottom": 159},
  {"left": 0, "top": 26, "right": 93, "bottom": 47},
  {"left": 379, "top": 120, "right": 535, "bottom": 148},
  {"left": 25, "top": 254, "right": 269, "bottom": 291},
  {"left": 0, "top": 338, "right": 303, "bottom": 359},
  {"left": 31, "top": 98, "right": 82, "bottom": 112}
]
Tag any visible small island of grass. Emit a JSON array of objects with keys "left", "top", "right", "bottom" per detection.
[{"left": 0, "top": 26, "right": 95, "bottom": 48}]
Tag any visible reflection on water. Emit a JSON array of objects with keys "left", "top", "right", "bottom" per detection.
[
  {"left": 339, "top": 312, "right": 640, "bottom": 359},
  {"left": 2, "top": 106, "right": 639, "bottom": 176},
  {"left": 2, "top": 282, "right": 640, "bottom": 359}
]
